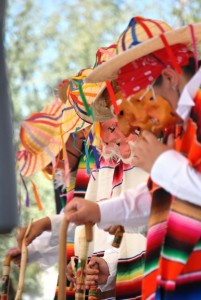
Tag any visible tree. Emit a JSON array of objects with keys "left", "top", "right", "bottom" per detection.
[{"left": 172, "top": 0, "right": 201, "bottom": 25}]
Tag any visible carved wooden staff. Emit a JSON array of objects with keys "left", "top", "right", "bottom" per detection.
[
  {"left": 15, "top": 219, "right": 33, "bottom": 300},
  {"left": 0, "top": 255, "right": 12, "bottom": 300},
  {"left": 112, "top": 225, "right": 124, "bottom": 248},
  {"left": 58, "top": 214, "right": 93, "bottom": 300},
  {"left": 75, "top": 225, "right": 90, "bottom": 300}
]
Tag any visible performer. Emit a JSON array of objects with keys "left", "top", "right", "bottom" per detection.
[
  {"left": 73, "top": 117, "right": 147, "bottom": 299},
  {"left": 65, "top": 16, "right": 201, "bottom": 300},
  {"left": 65, "top": 46, "right": 148, "bottom": 299}
]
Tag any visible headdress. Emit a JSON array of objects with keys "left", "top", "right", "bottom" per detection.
[
  {"left": 85, "top": 16, "right": 201, "bottom": 86},
  {"left": 85, "top": 44, "right": 118, "bottom": 122},
  {"left": 17, "top": 98, "right": 90, "bottom": 177},
  {"left": 67, "top": 68, "right": 106, "bottom": 123}
]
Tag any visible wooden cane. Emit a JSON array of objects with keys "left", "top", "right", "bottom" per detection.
[
  {"left": 15, "top": 219, "right": 33, "bottom": 300},
  {"left": 75, "top": 226, "right": 89, "bottom": 300},
  {"left": 112, "top": 225, "right": 125, "bottom": 248},
  {"left": 58, "top": 211, "right": 93, "bottom": 300},
  {"left": 58, "top": 215, "right": 69, "bottom": 300},
  {"left": 0, "top": 255, "right": 12, "bottom": 300},
  {"left": 74, "top": 225, "right": 93, "bottom": 300}
]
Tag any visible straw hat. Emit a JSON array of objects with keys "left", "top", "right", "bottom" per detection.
[
  {"left": 67, "top": 68, "right": 107, "bottom": 123},
  {"left": 17, "top": 99, "right": 90, "bottom": 177},
  {"left": 94, "top": 44, "right": 117, "bottom": 67},
  {"left": 85, "top": 16, "right": 201, "bottom": 83},
  {"left": 76, "top": 44, "right": 117, "bottom": 123},
  {"left": 90, "top": 86, "right": 114, "bottom": 122},
  {"left": 55, "top": 69, "right": 109, "bottom": 123}
]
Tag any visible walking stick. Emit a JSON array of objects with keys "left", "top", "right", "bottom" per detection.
[
  {"left": 15, "top": 219, "right": 33, "bottom": 300},
  {"left": 0, "top": 255, "right": 12, "bottom": 300},
  {"left": 112, "top": 225, "right": 124, "bottom": 248},
  {"left": 58, "top": 212, "right": 93, "bottom": 300}
]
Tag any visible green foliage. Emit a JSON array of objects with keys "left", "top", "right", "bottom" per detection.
[{"left": 172, "top": 0, "right": 201, "bottom": 24}]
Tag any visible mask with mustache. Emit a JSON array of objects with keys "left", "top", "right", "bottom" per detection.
[{"left": 98, "top": 118, "right": 138, "bottom": 164}]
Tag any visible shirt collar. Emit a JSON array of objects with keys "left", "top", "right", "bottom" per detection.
[{"left": 176, "top": 66, "right": 201, "bottom": 120}]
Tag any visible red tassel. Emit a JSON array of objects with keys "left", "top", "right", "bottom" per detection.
[
  {"left": 31, "top": 180, "right": 43, "bottom": 210},
  {"left": 106, "top": 81, "right": 119, "bottom": 115}
]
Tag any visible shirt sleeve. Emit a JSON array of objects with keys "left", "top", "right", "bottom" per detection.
[
  {"left": 98, "top": 247, "right": 119, "bottom": 292},
  {"left": 97, "top": 183, "right": 151, "bottom": 231},
  {"left": 27, "top": 213, "right": 76, "bottom": 268},
  {"left": 49, "top": 213, "right": 76, "bottom": 247},
  {"left": 27, "top": 231, "right": 59, "bottom": 268},
  {"left": 151, "top": 149, "right": 201, "bottom": 206},
  {"left": 48, "top": 214, "right": 64, "bottom": 247}
]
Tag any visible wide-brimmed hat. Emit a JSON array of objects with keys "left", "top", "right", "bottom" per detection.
[
  {"left": 85, "top": 16, "right": 201, "bottom": 83},
  {"left": 66, "top": 68, "right": 107, "bottom": 123},
  {"left": 55, "top": 70, "right": 107, "bottom": 124},
  {"left": 17, "top": 98, "right": 90, "bottom": 177},
  {"left": 85, "top": 44, "right": 118, "bottom": 122}
]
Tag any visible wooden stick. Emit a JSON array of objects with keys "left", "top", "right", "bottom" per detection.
[
  {"left": 69, "top": 256, "right": 76, "bottom": 291},
  {"left": 15, "top": 219, "right": 33, "bottom": 300},
  {"left": 112, "top": 225, "right": 124, "bottom": 248},
  {"left": 75, "top": 226, "right": 88, "bottom": 300},
  {"left": 0, "top": 255, "right": 12, "bottom": 300},
  {"left": 58, "top": 216, "right": 69, "bottom": 300},
  {"left": 85, "top": 223, "right": 93, "bottom": 242},
  {"left": 58, "top": 213, "right": 94, "bottom": 300}
]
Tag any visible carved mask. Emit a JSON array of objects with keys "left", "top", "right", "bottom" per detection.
[{"left": 115, "top": 86, "right": 180, "bottom": 136}]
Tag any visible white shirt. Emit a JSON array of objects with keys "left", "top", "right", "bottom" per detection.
[
  {"left": 98, "top": 151, "right": 201, "bottom": 229},
  {"left": 27, "top": 214, "right": 75, "bottom": 268}
]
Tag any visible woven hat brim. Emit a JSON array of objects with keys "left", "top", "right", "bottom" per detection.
[
  {"left": 18, "top": 104, "right": 91, "bottom": 177},
  {"left": 90, "top": 84, "right": 115, "bottom": 122},
  {"left": 18, "top": 136, "right": 69, "bottom": 177},
  {"left": 69, "top": 79, "right": 107, "bottom": 123},
  {"left": 85, "top": 22, "right": 201, "bottom": 83}
]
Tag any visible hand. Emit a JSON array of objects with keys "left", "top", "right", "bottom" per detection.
[
  {"left": 132, "top": 130, "right": 175, "bottom": 172},
  {"left": 104, "top": 225, "right": 119, "bottom": 235},
  {"left": 17, "top": 217, "right": 51, "bottom": 249},
  {"left": 6, "top": 247, "right": 21, "bottom": 267},
  {"left": 85, "top": 257, "right": 110, "bottom": 288},
  {"left": 66, "top": 261, "right": 76, "bottom": 287},
  {"left": 64, "top": 198, "right": 100, "bottom": 225}
]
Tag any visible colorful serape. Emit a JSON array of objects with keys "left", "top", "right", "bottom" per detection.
[
  {"left": 78, "top": 158, "right": 147, "bottom": 299},
  {"left": 116, "top": 251, "right": 145, "bottom": 300}
]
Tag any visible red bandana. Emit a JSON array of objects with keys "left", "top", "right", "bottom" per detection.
[{"left": 117, "top": 44, "right": 192, "bottom": 98}]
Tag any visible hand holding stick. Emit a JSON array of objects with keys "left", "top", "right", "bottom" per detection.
[{"left": 58, "top": 209, "right": 93, "bottom": 300}]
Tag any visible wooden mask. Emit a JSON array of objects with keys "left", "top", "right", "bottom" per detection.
[{"left": 115, "top": 87, "right": 180, "bottom": 136}]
